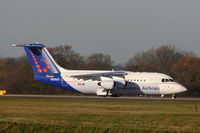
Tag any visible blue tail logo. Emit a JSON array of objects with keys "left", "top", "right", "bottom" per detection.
[
  {"left": 13, "top": 43, "right": 80, "bottom": 92},
  {"left": 21, "top": 44, "right": 60, "bottom": 74}
]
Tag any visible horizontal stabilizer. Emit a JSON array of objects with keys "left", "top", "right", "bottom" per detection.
[{"left": 12, "top": 44, "right": 45, "bottom": 48}]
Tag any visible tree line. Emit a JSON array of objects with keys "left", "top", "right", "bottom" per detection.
[{"left": 0, "top": 44, "right": 199, "bottom": 96}]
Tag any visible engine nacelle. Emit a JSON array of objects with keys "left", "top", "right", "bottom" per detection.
[
  {"left": 112, "top": 76, "right": 126, "bottom": 89},
  {"left": 99, "top": 77, "right": 114, "bottom": 90}
]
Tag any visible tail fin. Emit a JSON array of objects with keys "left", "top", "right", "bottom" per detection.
[
  {"left": 13, "top": 43, "right": 79, "bottom": 92},
  {"left": 13, "top": 43, "right": 60, "bottom": 74}
]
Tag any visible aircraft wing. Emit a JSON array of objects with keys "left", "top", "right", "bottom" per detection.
[{"left": 70, "top": 71, "right": 126, "bottom": 80}]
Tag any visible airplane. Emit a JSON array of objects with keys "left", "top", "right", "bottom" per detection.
[{"left": 13, "top": 43, "right": 187, "bottom": 99}]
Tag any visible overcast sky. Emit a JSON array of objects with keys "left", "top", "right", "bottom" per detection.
[{"left": 0, "top": 0, "right": 199, "bottom": 64}]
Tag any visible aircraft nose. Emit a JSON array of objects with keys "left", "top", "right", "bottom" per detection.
[{"left": 179, "top": 84, "right": 187, "bottom": 93}]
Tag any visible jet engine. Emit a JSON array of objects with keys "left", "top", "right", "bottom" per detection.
[
  {"left": 98, "top": 76, "right": 127, "bottom": 90},
  {"left": 112, "top": 76, "right": 126, "bottom": 89},
  {"left": 98, "top": 76, "right": 114, "bottom": 90}
]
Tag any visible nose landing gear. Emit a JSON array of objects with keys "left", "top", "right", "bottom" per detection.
[{"left": 172, "top": 94, "right": 176, "bottom": 99}]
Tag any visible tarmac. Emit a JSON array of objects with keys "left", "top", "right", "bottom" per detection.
[{"left": 1, "top": 94, "right": 200, "bottom": 101}]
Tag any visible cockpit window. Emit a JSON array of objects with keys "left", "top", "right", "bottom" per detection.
[
  {"left": 161, "top": 78, "right": 175, "bottom": 82},
  {"left": 169, "top": 79, "right": 175, "bottom": 82},
  {"left": 165, "top": 79, "right": 169, "bottom": 82}
]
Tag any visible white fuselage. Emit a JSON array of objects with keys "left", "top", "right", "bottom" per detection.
[
  {"left": 60, "top": 70, "right": 187, "bottom": 96},
  {"left": 15, "top": 44, "right": 187, "bottom": 97}
]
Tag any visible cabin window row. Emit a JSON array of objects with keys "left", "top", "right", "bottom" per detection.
[{"left": 127, "top": 79, "right": 146, "bottom": 82}]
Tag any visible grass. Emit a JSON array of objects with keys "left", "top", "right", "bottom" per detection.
[{"left": 0, "top": 97, "right": 200, "bottom": 133}]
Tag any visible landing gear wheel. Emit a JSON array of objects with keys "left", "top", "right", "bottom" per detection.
[{"left": 172, "top": 95, "right": 176, "bottom": 99}]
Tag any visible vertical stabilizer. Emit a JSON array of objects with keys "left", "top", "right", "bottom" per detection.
[
  {"left": 13, "top": 44, "right": 60, "bottom": 74},
  {"left": 13, "top": 43, "right": 79, "bottom": 92}
]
